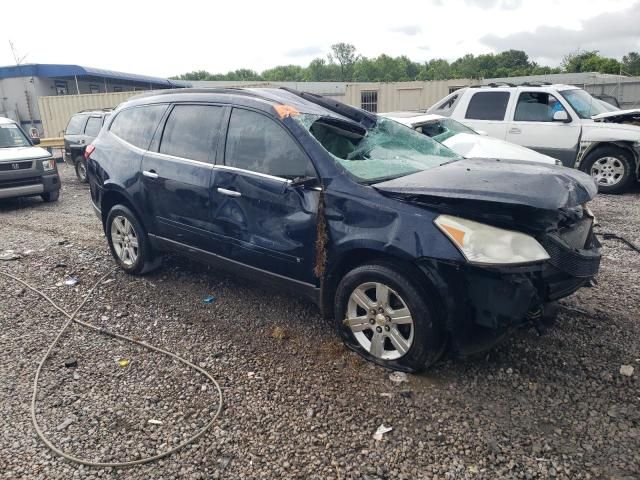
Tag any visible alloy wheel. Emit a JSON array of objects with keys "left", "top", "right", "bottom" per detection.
[
  {"left": 590, "top": 156, "right": 625, "bottom": 186},
  {"left": 344, "top": 282, "right": 414, "bottom": 360},
  {"left": 110, "top": 215, "right": 139, "bottom": 266}
]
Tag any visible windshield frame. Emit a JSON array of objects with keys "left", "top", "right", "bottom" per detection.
[
  {"left": 0, "top": 122, "right": 32, "bottom": 148},
  {"left": 560, "top": 88, "right": 615, "bottom": 119}
]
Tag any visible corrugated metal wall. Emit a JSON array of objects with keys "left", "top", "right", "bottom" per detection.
[
  {"left": 343, "top": 80, "right": 473, "bottom": 112},
  {"left": 38, "top": 91, "right": 141, "bottom": 137}
]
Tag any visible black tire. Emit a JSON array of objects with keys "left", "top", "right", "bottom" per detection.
[
  {"left": 105, "top": 204, "right": 160, "bottom": 275},
  {"left": 41, "top": 190, "right": 60, "bottom": 202},
  {"left": 582, "top": 146, "right": 635, "bottom": 194},
  {"left": 75, "top": 156, "right": 88, "bottom": 183},
  {"left": 334, "top": 262, "right": 446, "bottom": 372}
]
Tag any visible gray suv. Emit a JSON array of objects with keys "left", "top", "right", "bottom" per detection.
[{"left": 0, "top": 116, "right": 60, "bottom": 202}]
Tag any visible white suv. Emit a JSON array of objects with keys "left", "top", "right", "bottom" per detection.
[{"left": 428, "top": 84, "right": 640, "bottom": 193}]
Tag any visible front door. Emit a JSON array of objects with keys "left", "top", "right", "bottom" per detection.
[
  {"left": 506, "top": 91, "right": 582, "bottom": 166},
  {"left": 141, "top": 103, "right": 226, "bottom": 252},
  {"left": 210, "top": 107, "right": 319, "bottom": 284}
]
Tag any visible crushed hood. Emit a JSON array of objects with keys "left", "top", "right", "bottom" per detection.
[
  {"left": 592, "top": 108, "right": 640, "bottom": 124},
  {"left": 374, "top": 158, "right": 597, "bottom": 211}
]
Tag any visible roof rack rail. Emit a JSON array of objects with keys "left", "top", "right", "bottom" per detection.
[
  {"left": 78, "top": 107, "right": 113, "bottom": 113},
  {"left": 128, "top": 87, "right": 269, "bottom": 101},
  {"left": 470, "top": 82, "right": 516, "bottom": 88},
  {"left": 520, "top": 81, "right": 553, "bottom": 86}
]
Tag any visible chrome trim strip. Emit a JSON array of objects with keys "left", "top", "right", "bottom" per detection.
[
  {"left": 213, "top": 164, "right": 291, "bottom": 183},
  {"left": 149, "top": 151, "right": 214, "bottom": 168}
]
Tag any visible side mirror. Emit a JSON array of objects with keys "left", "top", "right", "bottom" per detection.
[
  {"left": 475, "top": 129, "right": 488, "bottom": 136},
  {"left": 552, "top": 110, "right": 569, "bottom": 122},
  {"left": 31, "top": 138, "right": 41, "bottom": 145}
]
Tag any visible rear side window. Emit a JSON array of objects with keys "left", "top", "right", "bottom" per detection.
[
  {"left": 224, "top": 108, "right": 315, "bottom": 179},
  {"left": 159, "top": 105, "right": 224, "bottom": 163},
  {"left": 84, "top": 117, "right": 102, "bottom": 137},
  {"left": 110, "top": 105, "right": 167, "bottom": 150},
  {"left": 66, "top": 115, "right": 87, "bottom": 135},
  {"left": 465, "top": 92, "right": 510, "bottom": 121}
]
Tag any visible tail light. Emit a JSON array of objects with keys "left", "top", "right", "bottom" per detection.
[{"left": 84, "top": 144, "right": 95, "bottom": 160}]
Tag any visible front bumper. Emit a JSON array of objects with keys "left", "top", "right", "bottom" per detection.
[
  {"left": 0, "top": 159, "right": 60, "bottom": 200},
  {"left": 418, "top": 222, "right": 601, "bottom": 352}
]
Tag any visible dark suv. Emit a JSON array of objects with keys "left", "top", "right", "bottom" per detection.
[
  {"left": 87, "top": 88, "right": 602, "bottom": 372},
  {"left": 64, "top": 109, "right": 111, "bottom": 183}
]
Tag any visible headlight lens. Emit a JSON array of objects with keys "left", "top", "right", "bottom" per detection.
[
  {"left": 42, "top": 159, "right": 56, "bottom": 171},
  {"left": 434, "top": 214, "right": 550, "bottom": 265}
]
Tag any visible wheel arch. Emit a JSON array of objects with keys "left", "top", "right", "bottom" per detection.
[
  {"left": 100, "top": 187, "right": 147, "bottom": 232},
  {"left": 320, "top": 248, "right": 445, "bottom": 322},
  {"left": 578, "top": 141, "right": 639, "bottom": 176}
]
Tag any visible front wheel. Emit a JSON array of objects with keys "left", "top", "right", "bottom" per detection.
[
  {"left": 582, "top": 146, "right": 635, "bottom": 194},
  {"left": 335, "top": 262, "right": 446, "bottom": 372},
  {"left": 41, "top": 190, "right": 60, "bottom": 202},
  {"left": 105, "top": 205, "right": 160, "bottom": 275}
]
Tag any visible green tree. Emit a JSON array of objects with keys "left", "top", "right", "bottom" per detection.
[
  {"left": 622, "top": 51, "right": 640, "bottom": 75},
  {"left": 328, "top": 43, "right": 359, "bottom": 81}
]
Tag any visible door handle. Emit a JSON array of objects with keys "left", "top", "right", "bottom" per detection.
[
  {"left": 509, "top": 127, "right": 522, "bottom": 134},
  {"left": 143, "top": 170, "right": 159, "bottom": 179},
  {"left": 217, "top": 187, "right": 241, "bottom": 197},
  {"left": 80, "top": 140, "right": 85, "bottom": 144}
]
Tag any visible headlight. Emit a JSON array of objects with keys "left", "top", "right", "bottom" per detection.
[
  {"left": 42, "top": 159, "right": 56, "bottom": 171},
  {"left": 434, "top": 214, "right": 550, "bottom": 265}
]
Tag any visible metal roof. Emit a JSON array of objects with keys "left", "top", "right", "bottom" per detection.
[{"left": 0, "top": 64, "right": 191, "bottom": 87}]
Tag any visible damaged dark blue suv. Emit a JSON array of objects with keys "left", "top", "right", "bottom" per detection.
[{"left": 87, "top": 88, "right": 601, "bottom": 372}]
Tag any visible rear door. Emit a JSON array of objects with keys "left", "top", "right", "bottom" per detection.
[
  {"left": 458, "top": 90, "right": 512, "bottom": 139},
  {"left": 210, "top": 107, "right": 319, "bottom": 283},
  {"left": 505, "top": 90, "right": 582, "bottom": 166},
  {"left": 64, "top": 114, "right": 89, "bottom": 162},
  {"left": 141, "top": 103, "right": 226, "bottom": 252}
]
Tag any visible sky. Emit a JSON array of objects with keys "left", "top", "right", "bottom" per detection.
[{"left": 2, "top": 0, "right": 639, "bottom": 78}]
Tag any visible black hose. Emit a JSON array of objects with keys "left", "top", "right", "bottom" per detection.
[{"left": 595, "top": 231, "right": 640, "bottom": 254}]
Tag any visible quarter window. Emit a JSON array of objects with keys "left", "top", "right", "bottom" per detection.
[
  {"left": 514, "top": 92, "right": 567, "bottom": 122},
  {"left": 84, "top": 117, "right": 102, "bottom": 137},
  {"left": 159, "top": 105, "right": 224, "bottom": 163},
  {"left": 65, "top": 115, "right": 88, "bottom": 135},
  {"left": 361, "top": 91, "right": 378, "bottom": 113},
  {"left": 465, "top": 91, "right": 510, "bottom": 121},
  {"left": 224, "top": 108, "right": 315, "bottom": 180},
  {"left": 110, "top": 105, "right": 167, "bottom": 150}
]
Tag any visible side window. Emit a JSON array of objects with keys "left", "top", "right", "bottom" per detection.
[
  {"left": 514, "top": 92, "right": 567, "bottom": 122},
  {"left": 159, "top": 105, "right": 224, "bottom": 163},
  {"left": 84, "top": 117, "right": 102, "bottom": 137},
  {"left": 65, "top": 115, "right": 87, "bottom": 135},
  {"left": 465, "top": 92, "right": 510, "bottom": 121},
  {"left": 224, "top": 108, "right": 315, "bottom": 179},
  {"left": 110, "top": 104, "right": 167, "bottom": 150}
]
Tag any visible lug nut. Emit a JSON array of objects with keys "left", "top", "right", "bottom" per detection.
[
  {"left": 385, "top": 316, "right": 391, "bottom": 322},
  {"left": 369, "top": 318, "right": 375, "bottom": 325},
  {"left": 376, "top": 326, "right": 382, "bottom": 333},
  {"left": 384, "top": 325, "right": 390, "bottom": 332},
  {"left": 378, "top": 307, "right": 384, "bottom": 313},
  {"left": 370, "top": 309, "right": 376, "bottom": 315}
]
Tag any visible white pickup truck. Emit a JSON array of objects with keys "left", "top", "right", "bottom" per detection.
[{"left": 427, "top": 84, "right": 640, "bottom": 193}]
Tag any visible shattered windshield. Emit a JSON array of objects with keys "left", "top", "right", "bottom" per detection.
[
  {"left": 300, "top": 115, "right": 461, "bottom": 183},
  {"left": 560, "top": 89, "right": 614, "bottom": 119}
]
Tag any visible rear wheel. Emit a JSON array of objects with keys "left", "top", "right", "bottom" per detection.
[
  {"left": 582, "top": 146, "right": 635, "bottom": 194},
  {"left": 335, "top": 262, "right": 445, "bottom": 372},
  {"left": 105, "top": 205, "right": 160, "bottom": 275},
  {"left": 75, "top": 156, "right": 88, "bottom": 183}
]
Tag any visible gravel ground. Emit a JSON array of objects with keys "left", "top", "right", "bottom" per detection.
[{"left": 0, "top": 163, "right": 639, "bottom": 480}]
